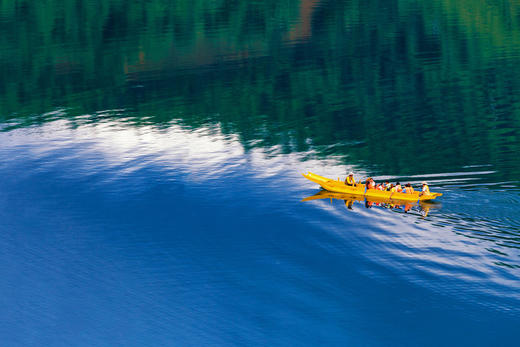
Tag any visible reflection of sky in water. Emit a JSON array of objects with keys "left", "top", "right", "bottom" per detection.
[
  {"left": 1, "top": 115, "right": 358, "bottom": 188},
  {"left": 2, "top": 1, "right": 520, "bottom": 344},
  {"left": 1, "top": 116, "right": 519, "bottom": 311}
]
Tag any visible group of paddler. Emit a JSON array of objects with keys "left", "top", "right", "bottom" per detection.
[{"left": 344, "top": 172, "right": 430, "bottom": 196}]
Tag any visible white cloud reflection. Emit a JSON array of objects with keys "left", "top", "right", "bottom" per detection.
[{"left": 1, "top": 116, "right": 519, "bottom": 311}]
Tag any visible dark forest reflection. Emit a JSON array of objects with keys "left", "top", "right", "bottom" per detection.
[{"left": 1, "top": 0, "right": 520, "bottom": 181}]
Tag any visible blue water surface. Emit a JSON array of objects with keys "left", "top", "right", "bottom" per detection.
[
  {"left": 2, "top": 0, "right": 520, "bottom": 345},
  {"left": 0, "top": 119, "right": 518, "bottom": 346}
]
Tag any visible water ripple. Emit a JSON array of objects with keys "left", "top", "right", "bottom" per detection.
[{"left": 1, "top": 114, "right": 519, "bottom": 340}]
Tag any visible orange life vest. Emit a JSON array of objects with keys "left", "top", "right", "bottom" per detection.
[{"left": 405, "top": 187, "right": 415, "bottom": 194}]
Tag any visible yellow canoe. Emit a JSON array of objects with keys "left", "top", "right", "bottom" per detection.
[{"left": 302, "top": 172, "right": 442, "bottom": 202}]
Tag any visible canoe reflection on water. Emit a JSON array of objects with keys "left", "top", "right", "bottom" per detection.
[{"left": 302, "top": 190, "right": 441, "bottom": 217}]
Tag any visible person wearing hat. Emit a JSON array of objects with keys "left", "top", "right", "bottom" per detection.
[
  {"left": 344, "top": 172, "right": 356, "bottom": 186},
  {"left": 420, "top": 181, "right": 430, "bottom": 196}
]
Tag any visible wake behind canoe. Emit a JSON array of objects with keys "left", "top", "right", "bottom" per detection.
[{"left": 302, "top": 172, "right": 442, "bottom": 202}]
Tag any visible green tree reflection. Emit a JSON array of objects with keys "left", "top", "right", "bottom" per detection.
[{"left": 1, "top": 0, "right": 519, "bottom": 180}]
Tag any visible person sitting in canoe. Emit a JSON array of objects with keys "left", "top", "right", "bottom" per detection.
[
  {"left": 404, "top": 183, "right": 415, "bottom": 193},
  {"left": 387, "top": 183, "right": 395, "bottom": 192},
  {"left": 419, "top": 181, "right": 430, "bottom": 196},
  {"left": 395, "top": 182, "right": 402, "bottom": 192},
  {"left": 366, "top": 177, "right": 376, "bottom": 189},
  {"left": 344, "top": 172, "right": 356, "bottom": 186}
]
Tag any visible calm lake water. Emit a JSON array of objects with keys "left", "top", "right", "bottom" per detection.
[{"left": 1, "top": 1, "right": 519, "bottom": 346}]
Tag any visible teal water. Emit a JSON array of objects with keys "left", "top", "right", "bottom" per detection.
[{"left": 1, "top": 1, "right": 519, "bottom": 345}]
